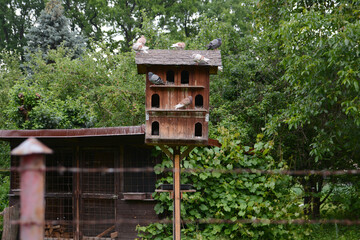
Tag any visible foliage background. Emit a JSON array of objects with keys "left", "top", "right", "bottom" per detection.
[{"left": 1, "top": 0, "right": 360, "bottom": 239}]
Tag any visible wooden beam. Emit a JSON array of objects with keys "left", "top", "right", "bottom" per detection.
[
  {"left": 111, "top": 231, "right": 118, "bottom": 239},
  {"left": 180, "top": 146, "right": 195, "bottom": 161},
  {"left": 159, "top": 145, "right": 173, "bottom": 159},
  {"left": 173, "top": 147, "right": 181, "bottom": 240},
  {"left": 96, "top": 225, "right": 115, "bottom": 238}
]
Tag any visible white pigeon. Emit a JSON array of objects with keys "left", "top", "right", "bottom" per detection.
[
  {"left": 148, "top": 72, "right": 165, "bottom": 85},
  {"left": 132, "top": 42, "right": 149, "bottom": 53},
  {"left": 171, "top": 42, "right": 185, "bottom": 50},
  {"left": 192, "top": 54, "right": 209, "bottom": 64},
  {"left": 175, "top": 96, "right": 193, "bottom": 109},
  {"left": 136, "top": 35, "right": 146, "bottom": 45}
]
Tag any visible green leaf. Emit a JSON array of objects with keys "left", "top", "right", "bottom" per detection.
[{"left": 199, "top": 204, "right": 208, "bottom": 211}]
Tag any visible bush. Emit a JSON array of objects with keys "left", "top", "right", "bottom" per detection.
[{"left": 137, "top": 128, "right": 307, "bottom": 239}]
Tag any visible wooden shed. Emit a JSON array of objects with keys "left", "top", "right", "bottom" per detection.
[
  {"left": 0, "top": 126, "right": 221, "bottom": 239},
  {"left": 135, "top": 50, "right": 222, "bottom": 146},
  {"left": 0, "top": 126, "right": 160, "bottom": 240}
]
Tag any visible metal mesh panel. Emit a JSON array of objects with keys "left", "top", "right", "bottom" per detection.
[
  {"left": 11, "top": 156, "right": 20, "bottom": 190},
  {"left": 82, "top": 150, "right": 115, "bottom": 194},
  {"left": 80, "top": 149, "right": 116, "bottom": 237},
  {"left": 123, "top": 146, "right": 158, "bottom": 192},
  {"left": 45, "top": 198, "right": 73, "bottom": 238},
  {"left": 46, "top": 150, "right": 73, "bottom": 193},
  {"left": 82, "top": 199, "right": 115, "bottom": 237}
]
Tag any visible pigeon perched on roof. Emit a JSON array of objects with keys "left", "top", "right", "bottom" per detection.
[
  {"left": 171, "top": 42, "right": 185, "bottom": 50},
  {"left": 148, "top": 72, "right": 165, "bottom": 85},
  {"left": 206, "top": 38, "right": 222, "bottom": 50},
  {"left": 136, "top": 35, "right": 146, "bottom": 45},
  {"left": 175, "top": 96, "right": 193, "bottom": 109},
  {"left": 132, "top": 42, "right": 149, "bottom": 53},
  {"left": 192, "top": 54, "right": 210, "bottom": 64}
]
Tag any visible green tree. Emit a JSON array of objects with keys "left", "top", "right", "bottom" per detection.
[
  {"left": 200, "top": 0, "right": 360, "bottom": 220},
  {"left": 105, "top": 0, "right": 168, "bottom": 51},
  {"left": 254, "top": 0, "right": 360, "bottom": 218},
  {"left": 0, "top": 0, "right": 44, "bottom": 57},
  {"left": 24, "top": 0, "right": 86, "bottom": 61},
  {"left": 63, "top": 0, "right": 107, "bottom": 42},
  {"left": 4, "top": 44, "right": 145, "bottom": 130}
]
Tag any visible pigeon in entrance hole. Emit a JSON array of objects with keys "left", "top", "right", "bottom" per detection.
[
  {"left": 175, "top": 96, "right": 193, "bottom": 109},
  {"left": 192, "top": 53, "right": 210, "bottom": 64},
  {"left": 206, "top": 38, "right": 222, "bottom": 50},
  {"left": 148, "top": 72, "right": 165, "bottom": 85}
]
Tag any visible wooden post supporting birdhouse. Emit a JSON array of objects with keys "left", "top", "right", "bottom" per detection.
[
  {"left": 173, "top": 147, "right": 181, "bottom": 240},
  {"left": 136, "top": 49, "right": 222, "bottom": 240}
]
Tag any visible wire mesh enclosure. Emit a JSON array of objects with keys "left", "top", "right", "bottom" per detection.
[
  {"left": 82, "top": 149, "right": 115, "bottom": 194},
  {"left": 123, "top": 146, "right": 158, "bottom": 193},
  {"left": 82, "top": 199, "right": 115, "bottom": 238},
  {"left": 45, "top": 198, "right": 73, "bottom": 238},
  {"left": 6, "top": 132, "right": 162, "bottom": 239},
  {"left": 81, "top": 149, "right": 116, "bottom": 238},
  {"left": 45, "top": 149, "right": 74, "bottom": 238},
  {"left": 46, "top": 150, "right": 73, "bottom": 193}
]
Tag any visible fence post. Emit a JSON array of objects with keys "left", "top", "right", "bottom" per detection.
[{"left": 11, "top": 138, "right": 53, "bottom": 240}]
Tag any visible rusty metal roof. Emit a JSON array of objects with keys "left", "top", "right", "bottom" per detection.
[
  {"left": 135, "top": 50, "right": 222, "bottom": 74},
  {"left": 0, "top": 125, "right": 221, "bottom": 147},
  {"left": 0, "top": 125, "right": 146, "bottom": 139}
]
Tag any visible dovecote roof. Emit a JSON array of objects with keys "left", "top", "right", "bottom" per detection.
[{"left": 135, "top": 49, "right": 222, "bottom": 74}]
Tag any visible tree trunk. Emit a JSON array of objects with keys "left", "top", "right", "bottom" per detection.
[
  {"left": 300, "top": 175, "right": 323, "bottom": 219},
  {"left": 312, "top": 195, "right": 321, "bottom": 219},
  {"left": 302, "top": 178, "right": 312, "bottom": 216},
  {"left": 311, "top": 176, "right": 323, "bottom": 219}
]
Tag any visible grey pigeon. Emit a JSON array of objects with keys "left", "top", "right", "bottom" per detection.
[
  {"left": 175, "top": 96, "right": 193, "bottom": 109},
  {"left": 148, "top": 72, "right": 165, "bottom": 85},
  {"left": 206, "top": 38, "right": 222, "bottom": 50}
]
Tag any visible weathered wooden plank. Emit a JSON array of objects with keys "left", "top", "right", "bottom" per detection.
[
  {"left": 96, "top": 225, "right": 115, "bottom": 238},
  {"left": 110, "top": 231, "right": 118, "bottom": 239},
  {"left": 122, "top": 193, "right": 146, "bottom": 200},
  {"left": 81, "top": 193, "right": 118, "bottom": 199},
  {"left": 116, "top": 200, "right": 158, "bottom": 239},
  {"left": 1, "top": 205, "right": 19, "bottom": 240}
]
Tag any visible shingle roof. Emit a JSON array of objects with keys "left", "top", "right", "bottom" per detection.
[{"left": 135, "top": 49, "right": 222, "bottom": 74}]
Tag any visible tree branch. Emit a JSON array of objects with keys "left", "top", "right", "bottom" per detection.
[{"left": 320, "top": 186, "right": 334, "bottom": 206}]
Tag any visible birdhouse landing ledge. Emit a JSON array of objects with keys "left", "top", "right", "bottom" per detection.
[{"left": 135, "top": 49, "right": 222, "bottom": 146}]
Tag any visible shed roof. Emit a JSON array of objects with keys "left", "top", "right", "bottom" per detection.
[
  {"left": 0, "top": 125, "right": 221, "bottom": 147},
  {"left": 0, "top": 125, "right": 145, "bottom": 139},
  {"left": 135, "top": 50, "right": 222, "bottom": 74}
]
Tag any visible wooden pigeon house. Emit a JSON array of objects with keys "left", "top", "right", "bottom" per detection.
[{"left": 135, "top": 50, "right": 222, "bottom": 146}]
